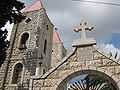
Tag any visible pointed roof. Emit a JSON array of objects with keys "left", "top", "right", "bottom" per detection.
[
  {"left": 53, "top": 32, "right": 61, "bottom": 43},
  {"left": 24, "top": 0, "right": 43, "bottom": 12}
]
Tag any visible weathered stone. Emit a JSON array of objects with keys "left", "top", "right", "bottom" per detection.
[
  {"left": 0, "top": 5, "right": 54, "bottom": 90},
  {"left": 115, "top": 66, "right": 120, "bottom": 75},
  {"left": 70, "top": 61, "right": 86, "bottom": 69},
  {"left": 33, "top": 80, "right": 44, "bottom": 87},
  {"left": 86, "top": 60, "right": 102, "bottom": 67},
  {"left": 93, "top": 51, "right": 103, "bottom": 60},
  {"left": 48, "top": 70, "right": 59, "bottom": 79},
  {"left": 103, "top": 59, "right": 118, "bottom": 66},
  {"left": 0, "top": 2, "right": 120, "bottom": 90},
  {"left": 44, "top": 79, "right": 58, "bottom": 87},
  {"left": 77, "top": 46, "right": 93, "bottom": 61}
]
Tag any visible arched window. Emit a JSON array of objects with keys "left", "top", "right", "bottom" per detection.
[
  {"left": 12, "top": 63, "right": 23, "bottom": 84},
  {"left": 44, "top": 39, "right": 47, "bottom": 54},
  {"left": 19, "top": 33, "right": 29, "bottom": 49}
]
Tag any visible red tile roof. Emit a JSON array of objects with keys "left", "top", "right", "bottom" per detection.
[
  {"left": 53, "top": 32, "right": 61, "bottom": 43},
  {"left": 24, "top": 0, "right": 43, "bottom": 12},
  {"left": 24, "top": 1, "right": 61, "bottom": 43}
]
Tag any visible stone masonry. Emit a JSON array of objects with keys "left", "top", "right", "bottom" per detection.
[
  {"left": 30, "top": 39, "right": 120, "bottom": 90},
  {"left": 0, "top": 1, "right": 120, "bottom": 90},
  {"left": 0, "top": 6, "right": 54, "bottom": 90},
  {"left": 51, "top": 41, "right": 67, "bottom": 67}
]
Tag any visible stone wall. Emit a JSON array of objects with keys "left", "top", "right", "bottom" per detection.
[
  {"left": 30, "top": 44, "right": 120, "bottom": 90},
  {"left": 51, "top": 42, "right": 67, "bottom": 67},
  {"left": 0, "top": 8, "right": 54, "bottom": 90}
]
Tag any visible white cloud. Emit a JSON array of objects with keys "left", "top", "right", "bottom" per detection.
[
  {"left": 5, "top": 0, "right": 120, "bottom": 51},
  {"left": 6, "top": 24, "right": 13, "bottom": 40},
  {"left": 98, "top": 43, "right": 120, "bottom": 59},
  {"left": 2, "top": 22, "right": 13, "bottom": 40},
  {"left": 42, "top": 0, "right": 120, "bottom": 50}
]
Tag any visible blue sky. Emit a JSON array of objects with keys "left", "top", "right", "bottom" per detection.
[
  {"left": 20, "top": 0, "right": 120, "bottom": 46},
  {"left": 4, "top": 0, "right": 120, "bottom": 85},
  {"left": 68, "top": 74, "right": 87, "bottom": 84},
  {"left": 17, "top": 0, "right": 120, "bottom": 55},
  {"left": 6, "top": 0, "right": 120, "bottom": 58},
  {"left": 107, "top": 33, "right": 120, "bottom": 49},
  {"left": 23, "top": 0, "right": 120, "bottom": 85}
]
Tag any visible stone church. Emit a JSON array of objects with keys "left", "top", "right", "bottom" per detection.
[{"left": 0, "top": 0, "right": 120, "bottom": 90}]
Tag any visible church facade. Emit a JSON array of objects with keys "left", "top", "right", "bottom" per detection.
[{"left": 0, "top": 0, "right": 120, "bottom": 90}]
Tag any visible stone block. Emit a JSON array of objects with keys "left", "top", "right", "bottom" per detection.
[{"left": 77, "top": 46, "right": 93, "bottom": 61}]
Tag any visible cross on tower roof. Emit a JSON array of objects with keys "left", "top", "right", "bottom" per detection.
[
  {"left": 74, "top": 20, "right": 94, "bottom": 39},
  {"left": 54, "top": 27, "right": 58, "bottom": 32}
]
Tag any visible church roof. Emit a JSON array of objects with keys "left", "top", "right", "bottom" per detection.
[
  {"left": 53, "top": 32, "right": 61, "bottom": 43},
  {"left": 24, "top": 0, "right": 43, "bottom": 12}
]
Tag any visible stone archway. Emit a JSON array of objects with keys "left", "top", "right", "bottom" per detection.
[
  {"left": 30, "top": 39, "right": 120, "bottom": 90},
  {"left": 54, "top": 67, "right": 119, "bottom": 90}
]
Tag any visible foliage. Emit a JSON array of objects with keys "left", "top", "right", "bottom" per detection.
[
  {"left": 67, "top": 74, "right": 117, "bottom": 90},
  {"left": 0, "top": 0, "right": 25, "bottom": 28},
  {"left": 0, "top": 0, "right": 25, "bottom": 66},
  {"left": 110, "top": 51, "right": 120, "bottom": 60},
  {"left": 83, "top": 74, "right": 116, "bottom": 90},
  {"left": 0, "top": 29, "right": 9, "bottom": 66}
]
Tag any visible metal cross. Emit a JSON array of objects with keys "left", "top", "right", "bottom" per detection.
[
  {"left": 54, "top": 27, "right": 58, "bottom": 32},
  {"left": 74, "top": 20, "right": 94, "bottom": 39}
]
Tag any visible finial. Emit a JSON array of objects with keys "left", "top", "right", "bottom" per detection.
[{"left": 54, "top": 27, "right": 58, "bottom": 32}]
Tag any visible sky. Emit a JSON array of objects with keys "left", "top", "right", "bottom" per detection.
[
  {"left": 4, "top": 0, "right": 120, "bottom": 85},
  {"left": 6, "top": 0, "right": 120, "bottom": 58}
]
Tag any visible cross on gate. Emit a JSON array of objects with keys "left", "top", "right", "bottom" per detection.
[{"left": 74, "top": 20, "right": 94, "bottom": 39}]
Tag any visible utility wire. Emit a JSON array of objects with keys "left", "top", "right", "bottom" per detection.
[{"left": 72, "top": 0, "right": 120, "bottom": 6}]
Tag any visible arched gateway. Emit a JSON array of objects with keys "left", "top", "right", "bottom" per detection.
[
  {"left": 1, "top": 1, "right": 119, "bottom": 90},
  {"left": 54, "top": 68, "right": 119, "bottom": 90},
  {"left": 29, "top": 21, "right": 120, "bottom": 90}
]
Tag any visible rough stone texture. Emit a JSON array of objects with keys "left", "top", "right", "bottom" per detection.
[
  {"left": 30, "top": 43, "right": 120, "bottom": 90},
  {"left": 77, "top": 46, "right": 93, "bottom": 61},
  {"left": 51, "top": 42, "right": 67, "bottom": 67},
  {"left": 0, "top": 3, "right": 120, "bottom": 90},
  {"left": 0, "top": 8, "right": 54, "bottom": 90}
]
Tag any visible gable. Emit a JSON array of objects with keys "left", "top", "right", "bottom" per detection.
[{"left": 30, "top": 43, "right": 120, "bottom": 90}]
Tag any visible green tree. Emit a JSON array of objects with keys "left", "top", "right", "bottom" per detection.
[
  {"left": 0, "top": 29, "right": 9, "bottom": 66},
  {"left": 83, "top": 74, "right": 116, "bottom": 90},
  {"left": 68, "top": 74, "right": 117, "bottom": 90},
  {"left": 0, "top": 0, "right": 25, "bottom": 66}
]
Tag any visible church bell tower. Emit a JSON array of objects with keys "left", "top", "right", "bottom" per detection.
[{"left": 0, "top": 0, "right": 54, "bottom": 89}]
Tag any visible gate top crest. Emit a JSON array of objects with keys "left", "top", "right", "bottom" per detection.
[{"left": 74, "top": 20, "right": 94, "bottom": 39}]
